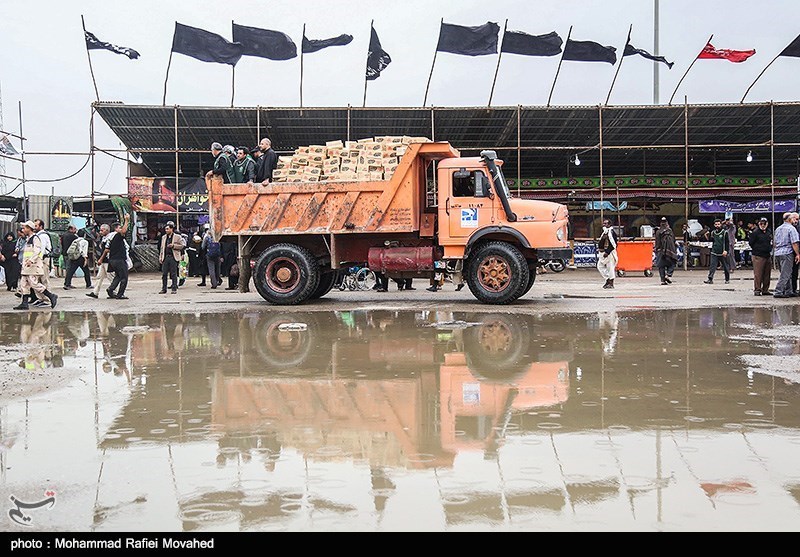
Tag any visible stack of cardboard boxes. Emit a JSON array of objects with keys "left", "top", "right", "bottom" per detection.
[{"left": 271, "top": 136, "right": 431, "bottom": 183}]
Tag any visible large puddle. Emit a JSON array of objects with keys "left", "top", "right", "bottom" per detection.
[{"left": 1, "top": 307, "right": 799, "bottom": 531}]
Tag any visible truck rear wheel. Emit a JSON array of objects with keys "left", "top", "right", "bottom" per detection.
[
  {"left": 309, "top": 269, "right": 336, "bottom": 299},
  {"left": 465, "top": 242, "right": 529, "bottom": 305},
  {"left": 254, "top": 243, "right": 319, "bottom": 305}
]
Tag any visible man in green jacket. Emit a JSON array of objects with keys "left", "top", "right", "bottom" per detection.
[
  {"left": 232, "top": 147, "right": 256, "bottom": 184},
  {"left": 704, "top": 218, "right": 730, "bottom": 284}
]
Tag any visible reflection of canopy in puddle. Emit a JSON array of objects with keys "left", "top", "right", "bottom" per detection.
[{"left": 740, "top": 355, "right": 800, "bottom": 384}]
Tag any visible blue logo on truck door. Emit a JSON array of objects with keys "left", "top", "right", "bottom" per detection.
[{"left": 460, "top": 208, "right": 479, "bottom": 228}]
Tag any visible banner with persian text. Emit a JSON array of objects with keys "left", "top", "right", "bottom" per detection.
[
  {"left": 698, "top": 199, "right": 797, "bottom": 214},
  {"left": 128, "top": 177, "right": 208, "bottom": 213}
]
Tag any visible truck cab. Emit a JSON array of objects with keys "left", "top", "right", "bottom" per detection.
[{"left": 435, "top": 151, "right": 572, "bottom": 303}]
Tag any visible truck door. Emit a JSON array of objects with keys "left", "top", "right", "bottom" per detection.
[{"left": 446, "top": 169, "right": 494, "bottom": 239}]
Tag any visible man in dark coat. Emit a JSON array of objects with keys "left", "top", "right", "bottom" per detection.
[
  {"left": 210, "top": 142, "right": 234, "bottom": 184},
  {"left": 654, "top": 217, "right": 677, "bottom": 285},
  {"left": 255, "top": 137, "right": 278, "bottom": 185},
  {"left": 748, "top": 217, "right": 773, "bottom": 296}
]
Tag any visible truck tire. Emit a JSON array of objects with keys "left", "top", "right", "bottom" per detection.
[
  {"left": 254, "top": 313, "right": 319, "bottom": 370},
  {"left": 254, "top": 243, "right": 319, "bottom": 305},
  {"left": 465, "top": 242, "right": 529, "bottom": 305},
  {"left": 464, "top": 313, "right": 531, "bottom": 380},
  {"left": 309, "top": 269, "right": 336, "bottom": 299},
  {"left": 520, "top": 262, "right": 537, "bottom": 297}
]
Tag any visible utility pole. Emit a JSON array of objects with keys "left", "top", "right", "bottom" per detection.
[
  {"left": 653, "top": 0, "right": 660, "bottom": 105},
  {"left": 0, "top": 80, "right": 5, "bottom": 194}
]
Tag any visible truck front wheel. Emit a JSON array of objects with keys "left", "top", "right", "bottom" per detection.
[
  {"left": 465, "top": 242, "right": 529, "bottom": 305},
  {"left": 254, "top": 243, "right": 319, "bottom": 305}
]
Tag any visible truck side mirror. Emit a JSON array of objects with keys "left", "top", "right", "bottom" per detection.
[
  {"left": 453, "top": 168, "right": 470, "bottom": 179},
  {"left": 474, "top": 172, "right": 488, "bottom": 198}
]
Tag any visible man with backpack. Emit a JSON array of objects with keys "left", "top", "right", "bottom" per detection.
[
  {"left": 201, "top": 224, "right": 222, "bottom": 289},
  {"left": 64, "top": 229, "right": 92, "bottom": 290}
]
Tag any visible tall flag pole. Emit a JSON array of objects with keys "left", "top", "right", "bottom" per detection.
[
  {"left": 741, "top": 34, "right": 800, "bottom": 103},
  {"left": 162, "top": 23, "right": 177, "bottom": 106},
  {"left": 668, "top": 34, "right": 713, "bottom": 106},
  {"left": 423, "top": 18, "right": 444, "bottom": 107},
  {"left": 362, "top": 20, "right": 373, "bottom": 107},
  {"left": 81, "top": 15, "right": 100, "bottom": 101},
  {"left": 231, "top": 20, "right": 236, "bottom": 107},
  {"left": 605, "top": 25, "right": 632, "bottom": 106},
  {"left": 300, "top": 23, "right": 306, "bottom": 107},
  {"left": 487, "top": 19, "right": 509, "bottom": 107},
  {"left": 547, "top": 26, "right": 572, "bottom": 107}
]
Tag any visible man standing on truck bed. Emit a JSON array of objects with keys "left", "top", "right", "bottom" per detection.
[
  {"left": 210, "top": 142, "right": 234, "bottom": 184},
  {"left": 255, "top": 137, "right": 278, "bottom": 185}
]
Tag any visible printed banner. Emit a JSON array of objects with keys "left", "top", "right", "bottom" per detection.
[
  {"left": 585, "top": 201, "right": 628, "bottom": 211},
  {"left": 50, "top": 197, "right": 73, "bottom": 232},
  {"left": 506, "top": 175, "right": 798, "bottom": 190},
  {"left": 128, "top": 177, "right": 207, "bottom": 213},
  {"left": 698, "top": 199, "right": 797, "bottom": 214}
]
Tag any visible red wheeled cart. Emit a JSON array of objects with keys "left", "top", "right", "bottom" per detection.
[{"left": 615, "top": 239, "right": 655, "bottom": 277}]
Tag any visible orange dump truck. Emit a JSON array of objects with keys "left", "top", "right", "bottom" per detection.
[{"left": 207, "top": 141, "right": 571, "bottom": 305}]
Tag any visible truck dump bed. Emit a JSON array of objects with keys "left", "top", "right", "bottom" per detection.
[{"left": 208, "top": 142, "right": 459, "bottom": 239}]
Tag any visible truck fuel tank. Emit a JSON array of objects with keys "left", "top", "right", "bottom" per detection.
[{"left": 368, "top": 247, "right": 437, "bottom": 273}]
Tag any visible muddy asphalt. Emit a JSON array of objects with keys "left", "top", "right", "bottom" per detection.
[
  {"left": 1, "top": 266, "right": 796, "bottom": 404},
  {"left": 0, "top": 266, "right": 794, "bottom": 317}
]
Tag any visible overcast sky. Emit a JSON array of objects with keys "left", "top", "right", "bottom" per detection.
[{"left": 2, "top": 0, "right": 800, "bottom": 198}]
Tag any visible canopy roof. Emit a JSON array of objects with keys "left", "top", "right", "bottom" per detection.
[{"left": 95, "top": 102, "right": 800, "bottom": 187}]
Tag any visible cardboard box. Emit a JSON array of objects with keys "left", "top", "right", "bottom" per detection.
[
  {"left": 326, "top": 148, "right": 342, "bottom": 158},
  {"left": 292, "top": 155, "right": 309, "bottom": 166},
  {"left": 303, "top": 166, "right": 322, "bottom": 177},
  {"left": 357, "top": 137, "right": 374, "bottom": 143},
  {"left": 358, "top": 155, "right": 383, "bottom": 167},
  {"left": 308, "top": 145, "right": 327, "bottom": 155},
  {"left": 370, "top": 171, "right": 385, "bottom": 180},
  {"left": 337, "top": 171, "right": 357, "bottom": 181},
  {"left": 325, "top": 140, "right": 344, "bottom": 149},
  {"left": 278, "top": 155, "right": 293, "bottom": 164},
  {"left": 296, "top": 146, "right": 309, "bottom": 154},
  {"left": 340, "top": 163, "right": 357, "bottom": 174},
  {"left": 344, "top": 141, "right": 359, "bottom": 150},
  {"left": 308, "top": 154, "right": 325, "bottom": 166}
]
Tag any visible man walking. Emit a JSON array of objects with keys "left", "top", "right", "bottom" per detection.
[
  {"left": 791, "top": 212, "right": 800, "bottom": 296},
  {"left": 159, "top": 222, "right": 185, "bottom": 294},
  {"left": 64, "top": 229, "right": 92, "bottom": 290},
  {"left": 749, "top": 217, "right": 773, "bottom": 296},
  {"left": 654, "top": 217, "right": 677, "bottom": 285},
  {"left": 33, "top": 219, "right": 54, "bottom": 305},
  {"left": 772, "top": 212, "right": 800, "bottom": 298},
  {"left": 255, "top": 137, "right": 278, "bottom": 185},
  {"left": 101, "top": 214, "right": 131, "bottom": 300},
  {"left": 202, "top": 225, "right": 222, "bottom": 289},
  {"left": 704, "top": 218, "right": 730, "bottom": 285},
  {"left": 86, "top": 224, "right": 111, "bottom": 299},
  {"left": 596, "top": 218, "right": 618, "bottom": 289},
  {"left": 13, "top": 221, "right": 58, "bottom": 310}
]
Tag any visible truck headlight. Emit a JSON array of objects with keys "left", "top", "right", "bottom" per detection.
[{"left": 556, "top": 227, "right": 564, "bottom": 241}]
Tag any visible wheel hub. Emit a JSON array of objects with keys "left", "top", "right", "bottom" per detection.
[
  {"left": 276, "top": 267, "right": 292, "bottom": 282},
  {"left": 478, "top": 256, "right": 510, "bottom": 292}
]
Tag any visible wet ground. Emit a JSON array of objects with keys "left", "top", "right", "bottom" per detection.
[{"left": 1, "top": 303, "right": 799, "bottom": 532}]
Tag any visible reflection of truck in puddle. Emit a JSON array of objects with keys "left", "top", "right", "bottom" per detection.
[{"left": 213, "top": 312, "right": 570, "bottom": 468}]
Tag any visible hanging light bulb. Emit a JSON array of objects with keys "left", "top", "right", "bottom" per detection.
[
  {"left": 574, "top": 154, "right": 581, "bottom": 166},
  {"left": 746, "top": 150, "right": 753, "bottom": 163}
]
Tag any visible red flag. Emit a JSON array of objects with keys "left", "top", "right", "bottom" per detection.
[{"left": 697, "top": 42, "right": 755, "bottom": 63}]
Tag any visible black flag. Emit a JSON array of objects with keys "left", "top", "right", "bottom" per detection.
[
  {"left": 232, "top": 23, "right": 297, "bottom": 60},
  {"left": 563, "top": 38, "right": 617, "bottom": 64},
  {"left": 624, "top": 43, "right": 674, "bottom": 68},
  {"left": 501, "top": 30, "right": 562, "bottom": 57},
  {"left": 171, "top": 22, "right": 243, "bottom": 65},
  {"left": 84, "top": 30, "right": 140, "bottom": 59},
  {"left": 366, "top": 27, "right": 391, "bottom": 80},
  {"left": 303, "top": 33, "right": 353, "bottom": 54},
  {"left": 437, "top": 22, "right": 499, "bottom": 56},
  {"left": 779, "top": 34, "right": 800, "bottom": 58}
]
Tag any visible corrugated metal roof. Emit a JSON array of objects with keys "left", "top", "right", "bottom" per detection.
[{"left": 95, "top": 102, "right": 800, "bottom": 184}]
